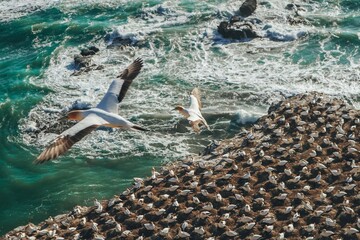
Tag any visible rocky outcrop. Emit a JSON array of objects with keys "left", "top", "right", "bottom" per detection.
[
  {"left": 217, "top": 20, "right": 259, "bottom": 40},
  {"left": 239, "top": 0, "right": 257, "bottom": 17},
  {"left": 80, "top": 46, "right": 99, "bottom": 56},
  {"left": 71, "top": 46, "right": 104, "bottom": 76},
  {"left": 285, "top": 3, "right": 308, "bottom": 25},
  {"left": 217, "top": 0, "right": 259, "bottom": 40},
  {"left": 73, "top": 54, "right": 92, "bottom": 69},
  {"left": 217, "top": 1, "right": 310, "bottom": 41},
  {"left": 5, "top": 92, "right": 360, "bottom": 239}
]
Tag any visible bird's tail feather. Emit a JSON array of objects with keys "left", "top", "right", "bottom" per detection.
[{"left": 132, "top": 125, "right": 149, "bottom": 131}]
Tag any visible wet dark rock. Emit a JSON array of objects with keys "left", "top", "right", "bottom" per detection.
[
  {"left": 229, "top": 15, "right": 242, "bottom": 24},
  {"left": 218, "top": 1, "right": 310, "bottom": 42},
  {"left": 217, "top": 21, "right": 259, "bottom": 40},
  {"left": 71, "top": 46, "right": 103, "bottom": 75},
  {"left": 105, "top": 35, "right": 148, "bottom": 49},
  {"left": 154, "top": 5, "right": 171, "bottom": 15},
  {"left": 74, "top": 54, "right": 92, "bottom": 69},
  {"left": 74, "top": 46, "right": 100, "bottom": 69},
  {"left": 239, "top": 0, "right": 257, "bottom": 17},
  {"left": 217, "top": 0, "right": 261, "bottom": 41},
  {"left": 285, "top": 3, "right": 301, "bottom": 11},
  {"left": 80, "top": 46, "right": 99, "bottom": 56},
  {"left": 284, "top": 3, "right": 309, "bottom": 25},
  {"left": 287, "top": 15, "right": 308, "bottom": 25}
]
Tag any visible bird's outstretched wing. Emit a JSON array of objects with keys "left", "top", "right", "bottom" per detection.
[
  {"left": 117, "top": 57, "right": 143, "bottom": 102},
  {"left": 189, "top": 87, "right": 202, "bottom": 110},
  {"left": 34, "top": 117, "right": 100, "bottom": 164},
  {"left": 96, "top": 58, "right": 143, "bottom": 113}
]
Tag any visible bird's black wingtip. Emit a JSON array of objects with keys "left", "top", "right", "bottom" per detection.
[
  {"left": 134, "top": 57, "right": 143, "bottom": 63},
  {"left": 117, "top": 58, "right": 144, "bottom": 79},
  {"left": 34, "top": 151, "right": 53, "bottom": 165},
  {"left": 134, "top": 57, "right": 144, "bottom": 67},
  {"left": 132, "top": 125, "right": 150, "bottom": 131},
  {"left": 33, "top": 158, "right": 45, "bottom": 165}
]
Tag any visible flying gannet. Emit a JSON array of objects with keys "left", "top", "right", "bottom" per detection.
[
  {"left": 174, "top": 87, "right": 210, "bottom": 133},
  {"left": 35, "top": 58, "right": 147, "bottom": 164}
]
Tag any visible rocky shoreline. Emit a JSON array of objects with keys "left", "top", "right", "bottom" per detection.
[{"left": 4, "top": 92, "right": 360, "bottom": 239}]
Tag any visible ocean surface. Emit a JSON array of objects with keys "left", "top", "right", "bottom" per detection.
[{"left": 1, "top": 0, "right": 360, "bottom": 235}]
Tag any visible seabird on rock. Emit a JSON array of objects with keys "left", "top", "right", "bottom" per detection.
[
  {"left": 7, "top": 93, "right": 360, "bottom": 239},
  {"left": 174, "top": 87, "right": 210, "bottom": 133},
  {"left": 35, "top": 58, "right": 146, "bottom": 164},
  {"left": 159, "top": 227, "right": 169, "bottom": 236}
]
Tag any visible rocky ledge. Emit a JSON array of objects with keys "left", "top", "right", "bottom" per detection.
[{"left": 5, "top": 92, "right": 360, "bottom": 239}]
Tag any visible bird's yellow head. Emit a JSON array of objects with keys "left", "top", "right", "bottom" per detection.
[{"left": 67, "top": 110, "right": 84, "bottom": 121}]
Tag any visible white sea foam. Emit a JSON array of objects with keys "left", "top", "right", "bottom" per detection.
[
  {"left": 0, "top": 0, "right": 143, "bottom": 22},
  {"left": 0, "top": 0, "right": 54, "bottom": 22},
  {"left": 22, "top": 0, "right": 360, "bottom": 163}
]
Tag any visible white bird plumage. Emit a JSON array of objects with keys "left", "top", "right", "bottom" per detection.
[
  {"left": 174, "top": 87, "right": 210, "bottom": 133},
  {"left": 35, "top": 58, "right": 146, "bottom": 164}
]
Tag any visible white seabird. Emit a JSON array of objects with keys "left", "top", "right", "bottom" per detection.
[
  {"left": 174, "top": 87, "right": 210, "bottom": 133},
  {"left": 35, "top": 58, "right": 147, "bottom": 164}
]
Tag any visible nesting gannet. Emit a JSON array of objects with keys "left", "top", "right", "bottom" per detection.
[
  {"left": 174, "top": 87, "right": 210, "bottom": 133},
  {"left": 35, "top": 58, "right": 146, "bottom": 164}
]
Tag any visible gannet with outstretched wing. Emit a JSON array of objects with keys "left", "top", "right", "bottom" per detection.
[
  {"left": 174, "top": 87, "right": 210, "bottom": 133},
  {"left": 35, "top": 58, "right": 146, "bottom": 164}
]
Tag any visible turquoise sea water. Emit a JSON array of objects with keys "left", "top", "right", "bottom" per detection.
[{"left": 1, "top": 0, "right": 360, "bottom": 235}]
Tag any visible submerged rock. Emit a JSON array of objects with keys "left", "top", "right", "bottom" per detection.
[
  {"left": 137, "top": 5, "right": 174, "bottom": 20},
  {"left": 6, "top": 92, "right": 360, "bottom": 239},
  {"left": 105, "top": 34, "right": 147, "bottom": 49},
  {"left": 108, "top": 36, "right": 133, "bottom": 47},
  {"left": 284, "top": 2, "right": 309, "bottom": 25}
]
